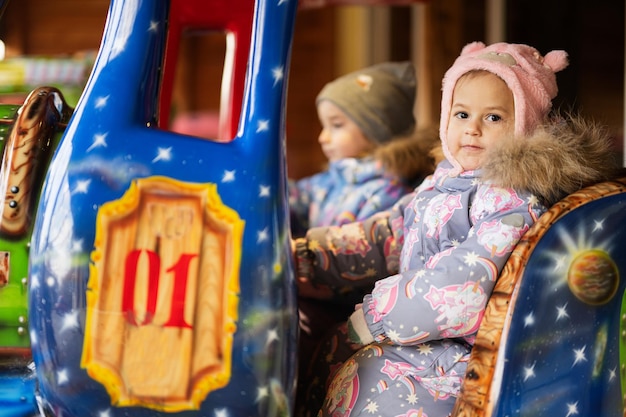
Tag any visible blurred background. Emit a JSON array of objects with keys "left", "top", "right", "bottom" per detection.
[{"left": 0, "top": 0, "right": 622, "bottom": 179}]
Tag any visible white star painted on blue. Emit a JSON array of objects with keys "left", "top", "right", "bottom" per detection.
[
  {"left": 57, "top": 369, "right": 69, "bottom": 385},
  {"left": 257, "top": 227, "right": 269, "bottom": 243},
  {"left": 215, "top": 408, "right": 229, "bottom": 417},
  {"left": 556, "top": 304, "right": 569, "bottom": 320},
  {"left": 222, "top": 170, "right": 236, "bottom": 182},
  {"left": 60, "top": 311, "right": 79, "bottom": 333},
  {"left": 148, "top": 21, "right": 159, "bottom": 32},
  {"left": 593, "top": 219, "right": 604, "bottom": 231},
  {"left": 259, "top": 185, "right": 270, "bottom": 197},
  {"left": 256, "top": 386, "right": 269, "bottom": 402},
  {"left": 523, "top": 312, "right": 534, "bottom": 327},
  {"left": 609, "top": 367, "right": 617, "bottom": 381},
  {"left": 73, "top": 179, "right": 91, "bottom": 194},
  {"left": 98, "top": 409, "right": 112, "bottom": 417},
  {"left": 71, "top": 239, "right": 84, "bottom": 252},
  {"left": 553, "top": 255, "right": 567, "bottom": 272},
  {"left": 87, "top": 133, "right": 108, "bottom": 151},
  {"left": 272, "top": 66, "right": 284, "bottom": 86},
  {"left": 277, "top": 0, "right": 288, "bottom": 5},
  {"left": 522, "top": 362, "right": 536, "bottom": 381},
  {"left": 94, "top": 95, "right": 109, "bottom": 109},
  {"left": 256, "top": 120, "right": 269, "bottom": 132},
  {"left": 152, "top": 147, "right": 172, "bottom": 163},
  {"left": 565, "top": 401, "right": 579, "bottom": 417},
  {"left": 30, "top": 274, "right": 40, "bottom": 289},
  {"left": 266, "top": 328, "right": 279, "bottom": 347},
  {"left": 572, "top": 346, "right": 587, "bottom": 366},
  {"left": 46, "top": 276, "right": 56, "bottom": 287}
]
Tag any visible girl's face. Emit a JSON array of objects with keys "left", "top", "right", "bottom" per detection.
[
  {"left": 446, "top": 71, "right": 515, "bottom": 171},
  {"left": 317, "top": 100, "right": 376, "bottom": 162}
]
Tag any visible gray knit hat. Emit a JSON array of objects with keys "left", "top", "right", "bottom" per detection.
[{"left": 316, "top": 61, "right": 417, "bottom": 144}]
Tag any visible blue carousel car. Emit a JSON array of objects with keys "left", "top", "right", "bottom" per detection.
[{"left": 0, "top": 0, "right": 624, "bottom": 416}]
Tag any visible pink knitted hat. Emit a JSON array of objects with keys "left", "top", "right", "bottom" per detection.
[{"left": 439, "top": 41, "right": 569, "bottom": 175}]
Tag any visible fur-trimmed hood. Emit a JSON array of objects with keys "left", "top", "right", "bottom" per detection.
[
  {"left": 482, "top": 113, "right": 620, "bottom": 207},
  {"left": 374, "top": 126, "right": 441, "bottom": 186}
]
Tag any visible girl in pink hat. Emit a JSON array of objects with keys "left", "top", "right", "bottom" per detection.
[{"left": 293, "top": 42, "right": 619, "bottom": 417}]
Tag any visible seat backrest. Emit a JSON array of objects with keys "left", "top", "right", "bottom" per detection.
[
  {"left": 0, "top": 88, "right": 72, "bottom": 358},
  {"left": 453, "top": 176, "right": 626, "bottom": 417}
]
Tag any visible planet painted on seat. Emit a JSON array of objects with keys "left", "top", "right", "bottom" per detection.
[{"left": 568, "top": 249, "right": 618, "bottom": 305}]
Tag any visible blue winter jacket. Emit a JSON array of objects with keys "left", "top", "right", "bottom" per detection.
[{"left": 288, "top": 157, "right": 411, "bottom": 237}]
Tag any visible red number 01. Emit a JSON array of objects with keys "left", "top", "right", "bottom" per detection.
[{"left": 122, "top": 249, "right": 196, "bottom": 329}]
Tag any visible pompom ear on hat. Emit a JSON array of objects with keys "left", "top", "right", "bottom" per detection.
[
  {"left": 316, "top": 61, "right": 417, "bottom": 144},
  {"left": 439, "top": 41, "right": 569, "bottom": 175}
]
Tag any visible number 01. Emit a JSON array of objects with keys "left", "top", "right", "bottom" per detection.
[{"left": 122, "top": 249, "right": 197, "bottom": 329}]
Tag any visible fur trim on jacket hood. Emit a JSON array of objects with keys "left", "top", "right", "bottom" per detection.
[{"left": 482, "top": 113, "right": 620, "bottom": 207}]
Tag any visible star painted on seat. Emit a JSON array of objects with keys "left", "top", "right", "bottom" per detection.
[
  {"left": 259, "top": 185, "right": 270, "bottom": 197},
  {"left": 272, "top": 66, "right": 284, "bottom": 85},
  {"left": 266, "top": 328, "right": 279, "bottom": 346},
  {"left": 57, "top": 369, "right": 69, "bottom": 385},
  {"left": 523, "top": 362, "right": 536, "bottom": 381},
  {"left": 565, "top": 401, "right": 579, "bottom": 417},
  {"left": 257, "top": 227, "right": 269, "bottom": 242},
  {"left": 572, "top": 346, "right": 587, "bottom": 366},
  {"left": 556, "top": 304, "right": 569, "bottom": 320},
  {"left": 256, "top": 120, "right": 269, "bottom": 132},
  {"left": 593, "top": 219, "right": 604, "bottom": 231},
  {"left": 87, "top": 133, "right": 108, "bottom": 151},
  {"left": 256, "top": 386, "right": 269, "bottom": 402},
  {"left": 73, "top": 179, "right": 91, "bottom": 194},
  {"left": 222, "top": 170, "right": 236, "bottom": 182},
  {"left": 60, "top": 311, "right": 79, "bottom": 333},
  {"left": 152, "top": 147, "right": 172, "bottom": 163},
  {"left": 523, "top": 312, "right": 535, "bottom": 327},
  {"left": 94, "top": 95, "right": 109, "bottom": 109}
]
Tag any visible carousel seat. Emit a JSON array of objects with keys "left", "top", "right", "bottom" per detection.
[{"left": 452, "top": 176, "right": 626, "bottom": 417}]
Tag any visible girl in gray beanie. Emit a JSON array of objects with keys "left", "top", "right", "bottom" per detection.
[
  {"left": 289, "top": 61, "right": 438, "bottom": 238},
  {"left": 290, "top": 62, "right": 440, "bottom": 415}
]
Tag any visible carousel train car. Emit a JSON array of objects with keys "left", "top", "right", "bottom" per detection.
[
  {"left": 0, "top": 0, "right": 624, "bottom": 416},
  {"left": 3, "top": 0, "right": 298, "bottom": 416},
  {"left": 452, "top": 176, "right": 626, "bottom": 417}
]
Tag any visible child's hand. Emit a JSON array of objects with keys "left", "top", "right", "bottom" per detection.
[
  {"left": 298, "top": 306, "right": 312, "bottom": 335},
  {"left": 347, "top": 305, "right": 374, "bottom": 345},
  {"left": 292, "top": 236, "right": 334, "bottom": 299}
]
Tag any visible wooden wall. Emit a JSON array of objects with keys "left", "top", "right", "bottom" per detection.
[
  {"left": 285, "top": 7, "right": 335, "bottom": 179},
  {"left": 0, "top": 1, "right": 109, "bottom": 56},
  {"left": 0, "top": 0, "right": 623, "bottom": 180}
]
